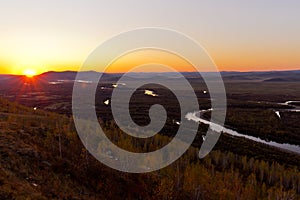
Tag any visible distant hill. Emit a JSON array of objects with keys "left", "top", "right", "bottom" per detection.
[
  {"left": 263, "top": 77, "right": 300, "bottom": 82},
  {"left": 0, "top": 74, "right": 23, "bottom": 81},
  {"left": 37, "top": 71, "right": 126, "bottom": 82},
  {"left": 219, "top": 70, "right": 300, "bottom": 82},
  {"left": 1, "top": 69, "right": 300, "bottom": 85},
  {"left": 37, "top": 69, "right": 300, "bottom": 82},
  {"left": 38, "top": 71, "right": 79, "bottom": 81}
]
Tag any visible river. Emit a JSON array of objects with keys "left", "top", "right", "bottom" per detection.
[{"left": 185, "top": 101, "right": 300, "bottom": 155}]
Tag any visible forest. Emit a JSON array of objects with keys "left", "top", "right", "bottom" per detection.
[{"left": 0, "top": 97, "right": 300, "bottom": 199}]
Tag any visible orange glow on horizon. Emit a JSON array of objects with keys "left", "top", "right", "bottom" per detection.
[
  {"left": 1, "top": 48, "right": 299, "bottom": 75},
  {"left": 103, "top": 50, "right": 196, "bottom": 73}
]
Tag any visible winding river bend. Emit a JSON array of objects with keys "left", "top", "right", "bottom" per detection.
[
  {"left": 275, "top": 101, "right": 300, "bottom": 118},
  {"left": 185, "top": 101, "right": 300, "bottom": 155}
]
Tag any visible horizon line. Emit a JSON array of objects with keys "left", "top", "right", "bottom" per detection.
[{"left": 1, "top": 68, "right": 300, "bottom": 76}]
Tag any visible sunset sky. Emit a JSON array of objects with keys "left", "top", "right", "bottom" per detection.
[{"left": 0, "top": 0, "right": 300, "bottom": 75}]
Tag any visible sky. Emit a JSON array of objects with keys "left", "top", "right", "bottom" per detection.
[{"left": 0, "top": 0, "right": 300, "bottom": 75}]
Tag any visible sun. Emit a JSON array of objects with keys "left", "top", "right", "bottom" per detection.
[{"left": 23, "top": 69, "right": 37, "bottom": 78}]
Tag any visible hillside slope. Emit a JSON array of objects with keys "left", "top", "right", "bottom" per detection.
[{"left": 0, "top": 98, "right": 152, "bottom": 199}]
